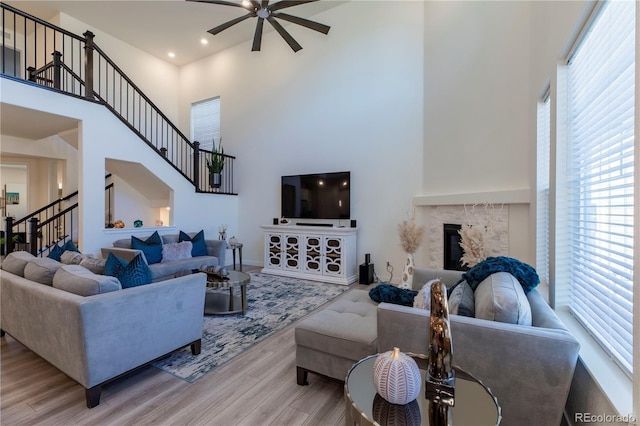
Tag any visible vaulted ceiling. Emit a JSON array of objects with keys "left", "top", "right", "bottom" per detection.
[{"left": 6, "top": 0, "right": 343, "bottom": 66}]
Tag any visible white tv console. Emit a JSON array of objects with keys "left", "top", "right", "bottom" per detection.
[{"left": 260, "top": 225, "right": 358, "bottom": 285}]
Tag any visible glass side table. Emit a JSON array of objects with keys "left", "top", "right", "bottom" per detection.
[
  {"left": 227, "top": 243, "right": 243, "bottom": 271},
  {"left": 345, "top": 353, "right": 501, "bottom": 425}
]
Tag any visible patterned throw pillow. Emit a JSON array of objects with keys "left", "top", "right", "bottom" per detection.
[
  {"left": 179, "top": 230, "right": 208, "bottom": 257},
  {"left": 104, "top": 252, "right": 127, "bottom": 276},
  {"left": 79, "top": 255, "right": 107, "bottom": 275},
  {"left": 161, "top": 241, "right": 193, "bottom": 263},
  {"left": 61, "top": 250, "right": 85, "bottom": 265},
  {"left": 104, "top": 253, "right": 152, "bottom": 289},
  {"left": 131, "top": 231, "right": 163, "bottom": 264}
]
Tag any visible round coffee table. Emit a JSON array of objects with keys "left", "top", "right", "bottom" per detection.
[
  {"left": 345, "top": 353, "right": 501, "bottom": 425},
  {"left": 203, "top": 270, "right": 250, "bottom": 315}
]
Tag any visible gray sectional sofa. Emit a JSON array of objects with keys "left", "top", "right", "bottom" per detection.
[
  {"left": 0, "top": 251, "right": 207, "bottom": 408},
  {"left": 295, "top": 267, "right": 580, "bottom": 426},
  {"left": 101, "top": 232, "right": 226, "bottom": 282}
]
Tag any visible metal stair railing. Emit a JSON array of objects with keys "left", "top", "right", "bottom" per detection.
[
  {"left": 1, "top": 2, "right": 237, "bottom": 195},
  {"left": 3, "top": 179, "right": 114, "bottom": 256}
]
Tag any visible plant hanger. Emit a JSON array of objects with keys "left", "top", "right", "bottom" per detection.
[{"left": 186, "top": 0, "right": 330, "bottom": 52}]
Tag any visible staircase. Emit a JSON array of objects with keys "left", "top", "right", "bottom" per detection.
[
  {"left": 0, "top": 2, "right": 237, "bottom": 256},
  {"left": 3, "top": 177, "right": 114, "bottom": 257}
]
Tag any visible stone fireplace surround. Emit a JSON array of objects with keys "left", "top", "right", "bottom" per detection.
[{"left": 412, "top": 189, "right": 529, "bottom": 270}]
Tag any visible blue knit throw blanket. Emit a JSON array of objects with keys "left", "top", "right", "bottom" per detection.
[{"left": 460, "top": 256, "right": 540, "bottom": 293}]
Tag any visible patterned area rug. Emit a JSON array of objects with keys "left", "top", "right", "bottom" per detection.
[{"left": 153, "top": 272, "right": 350, "bottom": 382}]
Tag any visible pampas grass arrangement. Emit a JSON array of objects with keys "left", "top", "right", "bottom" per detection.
[
  {"left": 398, "top": 220, "right": 425, "bottom": 254},
  {"left": 458, "top": 203, "right": 499, "bottom": 267}
]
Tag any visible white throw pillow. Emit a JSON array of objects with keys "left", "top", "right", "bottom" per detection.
[
  {"left": 475, "top": 272, "right": 532, "bottom": 325},
  {"left": 413, "top": 278, "right": 441, "bottom": 310}
]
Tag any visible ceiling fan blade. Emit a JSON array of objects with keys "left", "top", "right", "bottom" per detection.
[
  {"left": 207, "top": 12, "right": 255, "bottom": 35},
  {"left": 268, "top": 0, "right": 317, "bottom": 12},
  {"left": 252, "top": 17, "right": 265, "bottom": 51},
  {"left": 267, "top": 16, "right": 302, "bottom": 52},
  {"left": 261, "top": 0, "right": 269, "bottom": 8},
  {"left": 272, "top": 12, "right": 330, "bottom": 34},
  {"left": 187, "top": 0, "right": 248, "bottom": 9}
]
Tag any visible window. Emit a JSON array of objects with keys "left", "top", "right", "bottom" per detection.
[
  {"left": 191, "top": 97, "right": 221, "bottom": 151},
  {"left": 562, "top": 0, "right": 634, "bottom": 376},
  {"left": 536, "top": 93, "right": 550, "bottom": 286}
]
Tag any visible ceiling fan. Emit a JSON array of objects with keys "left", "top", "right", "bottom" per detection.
[{"left": 187, "top": 0, "right": 331, "bottom": 52}]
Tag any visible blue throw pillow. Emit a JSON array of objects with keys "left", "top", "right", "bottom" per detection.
[
  {"left": 104, "top": 253, "right": 152, "bottom": 289},
  {"left": 104, "top": 252, "right": 127, "bottom": 276},
  {"left": 47, "top": 244, "right": 65, "bottom": 261},
  {"left": 47, "top": 240, "right": 80, "bottom": 261},
  {"left": 369, "top": 284, "right": 418, "bottom": 307},
  {"left": 179, "top": 230, "right": 208, "bottom": 257},
  {"left": 64, "top": 240, "right": 80, "bottom": 253},
  {"left": 131, "top": 231, "right": 162, "bottom": 264}
]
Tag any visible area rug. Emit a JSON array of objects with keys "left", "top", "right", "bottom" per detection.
[{"left": 153, "top": 272, "right": 350, "bottom": 383}]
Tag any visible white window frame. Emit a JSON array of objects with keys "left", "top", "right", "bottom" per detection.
[{"left": 190, "top": 96, "right": 221, "bottom": 152}]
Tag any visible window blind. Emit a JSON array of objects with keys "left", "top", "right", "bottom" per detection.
[
  {"left": 566, "top": 0, "right": 634, "bottom": 375},
  {"left": 536, "top": 94, "right": 551, "bottom": 286},
  {"left": 191, "top": 97, "right": 221, "bottom": 151}
]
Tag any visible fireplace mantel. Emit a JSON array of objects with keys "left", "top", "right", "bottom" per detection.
[{"left": 413, "top": 189, "right": 530, "bottom": 206}]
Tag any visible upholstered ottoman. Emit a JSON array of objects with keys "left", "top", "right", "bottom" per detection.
[{"left": 295, "top": 289, "right": 377, "bottom": 385}]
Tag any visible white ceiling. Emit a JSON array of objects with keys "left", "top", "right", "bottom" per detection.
[{"left": 6, "top": 0, "right": 342, "bottom": 66}]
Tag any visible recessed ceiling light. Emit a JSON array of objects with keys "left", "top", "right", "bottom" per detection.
[
  {"left": 241, "top": 0, "right": 251, "bottom": 6},
  {"left": 201, "top": 38, "right": 208, "bottom": 45},
  {"left": 168, "top": 52, "right": 176, "bottom": 58}
]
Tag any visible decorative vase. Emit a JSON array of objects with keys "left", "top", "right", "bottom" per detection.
[
  {"left": 400, "top": 253, "right": 415, "bottom": 289},
  {"left": 209, "top": 172, "right": 221, "bottom": 188},
  {"left": 373, "top": 347, "right": 422, "bottom": 405}
]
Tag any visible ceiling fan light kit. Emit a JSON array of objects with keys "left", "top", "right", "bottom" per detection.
[{"left": 187, "top": 0, "right": 330, "bottom": 52}]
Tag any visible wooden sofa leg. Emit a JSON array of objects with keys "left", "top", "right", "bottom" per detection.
[
  {"left": 86, "top": 386, "right": 101, "bottom": 408},
  {"left": 191, "top": 339, "right": 201, "bottom": 355},
  {"left": 297, "top": 366, "right": 309, "bottom": 386},
  {"left": 0, "top": 329, "right": 5, "bottom": 337}
]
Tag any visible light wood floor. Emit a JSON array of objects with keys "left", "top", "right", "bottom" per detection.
[{"left": 1, "top": 268, "right": 373, "bottom": 425}]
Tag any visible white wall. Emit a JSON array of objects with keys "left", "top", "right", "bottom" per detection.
[
  {"left": 57, "top": 13, "right": 181, "bottom": 124},
  {"left": 0, "top": 133, "right": 76, "bottom": 215},
  {"left": 421, "top": 1, "right": 534, "bottom": 263},
  {"left": 178, "top": 1, "right": 425, "bottom": 275},
  {"left": 1, "top": 78, "right": 237, "bottom": 257}
]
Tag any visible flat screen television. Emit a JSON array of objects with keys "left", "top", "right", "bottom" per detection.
[{"left": 281, "top": 171, "right": 350, "bottom": 220}]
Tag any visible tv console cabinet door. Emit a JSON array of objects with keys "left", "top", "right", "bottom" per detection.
[
  {"left": 303, "top": 234, "right": 323, "bottom": 275},
  {"left": 323, "top": 236, "right": 344, "bottom": 278},
  {"left": 284, "top": 234, "right": 301, "bottom": 271},
  {"left": 265, "top": 233, "right": 283, "bottom": 269}
]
